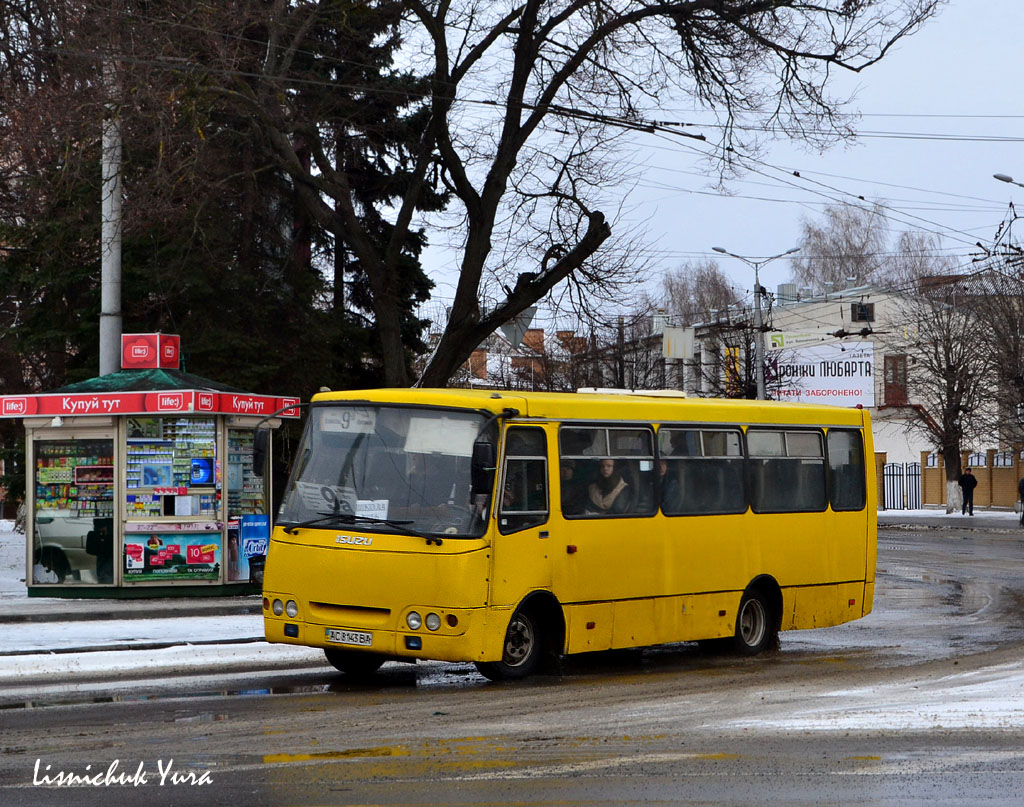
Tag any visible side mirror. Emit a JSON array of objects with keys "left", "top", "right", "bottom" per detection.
[
  {"left": 252, "top": 429, "right": 269, "bottom": 477},
  {"left": 471, "top": 442, "right": 496, "bottom": 495}
]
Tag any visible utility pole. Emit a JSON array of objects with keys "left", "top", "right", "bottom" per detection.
[
  {"left": 712, "top": 246, "right": 800, "bottom": 400},
  {"left": 100, "top": 60, "right": 123, "bottom": 376}
]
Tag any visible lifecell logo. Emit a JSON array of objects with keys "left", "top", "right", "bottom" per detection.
[
  {"left": 157, "top": 393, "right": 184, "bottom": 410},
  {"left": 197, "top": 393, "right": 215, "bottom": 410},
  {"left": 2, "top": 398, "right": 27, "bottom": 416},
  {"left": 160, "top": 334, "right": 181, "bottom": 369},
  {"left": 122, "top": 334, "right": 160, "bottom": 369}
]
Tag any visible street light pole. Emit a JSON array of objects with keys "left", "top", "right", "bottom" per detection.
[{"left": 712, "top": 246, "right": 801, "bottom": 400}]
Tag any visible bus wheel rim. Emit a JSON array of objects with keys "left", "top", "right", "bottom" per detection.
[
  {"left": 504, "top": 614, "right": 535, "bottom": 666},
  {"left": 739, "top": 599, "right": 766, "bottom": 647}
]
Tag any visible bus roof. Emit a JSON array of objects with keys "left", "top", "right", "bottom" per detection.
[{"left": 310, "top": 388, "right": 870, "bottom": 428}]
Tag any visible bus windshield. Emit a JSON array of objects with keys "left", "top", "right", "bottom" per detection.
[{"left": 277, "top": 404, "right": 493, "bottom": 538}]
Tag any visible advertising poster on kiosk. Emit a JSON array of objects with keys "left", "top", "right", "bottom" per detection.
[
  {"left": 123, "top": 533, "right": 223, "bottom": 582},
  {"left": 228, "top": 514, "right": 269, "bottom": 582}
]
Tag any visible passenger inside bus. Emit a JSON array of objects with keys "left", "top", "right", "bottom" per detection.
[
  {"left": 657, "top": 459, "right": 681, "bottom": 511},
  {"left": 559, "top": 459, "right": 588, "bottom": 515},
  {"left": 585, "top": 458, "right": 634, "bottom": 515}
]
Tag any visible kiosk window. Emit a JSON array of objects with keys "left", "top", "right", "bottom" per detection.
[
  {"left": 32, "top": 438, "right": 115, "bottom": 586},
  {"left": 125, "top": 417, "right": 218, "bottom": 518}
]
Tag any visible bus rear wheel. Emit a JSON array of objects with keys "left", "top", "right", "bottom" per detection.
[
  {"left": 731, "top": 589, "right": 777, "bottom": 655},
  {"left": 475, "top": 607, "right": 543, "bottom": 681},
  {"left": 323, "top": 648, "right": 385, "bottom": 678}
]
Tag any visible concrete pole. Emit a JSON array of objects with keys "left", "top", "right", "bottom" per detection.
[
  {"left": 100, "top": 61, "right": 123, "bottom": 376},
  {"left": 753, "top": 266, "right": 765, "bottom": 401}
]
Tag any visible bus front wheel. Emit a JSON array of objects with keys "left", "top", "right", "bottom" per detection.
[
  {"left": 324, "top": 648, "right": 385, "bottom": 678},
  {"left": 475, "top": 607, "right": 543, "bottom": 681}
]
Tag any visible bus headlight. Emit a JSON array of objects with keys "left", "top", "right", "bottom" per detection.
[
  {"left": 285, "top": 600, "right": 299, "bottom": 618},
  {"left": 406, "top": 611, "right": 422, "bottom": 630},
  {"left": 425, "top": 613, "right": 441, "bottom": 631},
  {"left": 272, "top": 599, "right": 284, "bottom": 616}
]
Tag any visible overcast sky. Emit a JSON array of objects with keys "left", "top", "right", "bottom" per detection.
[{"left": 421, "top": 0, "right": 1024, "bottom": 332}]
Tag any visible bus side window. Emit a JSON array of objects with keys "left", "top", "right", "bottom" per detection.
[
  {"left": 658, "top": 428, "right": 745, "bottom": 516},
  {"left": 499, "top": 427, "right": 549, "bottom": 534},
  {"left": 827, "top": 429, "right": 867, "bottom": 511},
  {"left": 561, "top": 426, "right": 655, "bottom": 518},
  {"left": 748, "top": 429, "right": 827, "bottom": 513}
]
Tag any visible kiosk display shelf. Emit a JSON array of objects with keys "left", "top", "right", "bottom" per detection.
[
  {"left": 35, "top": 440, "right": 115, "bottom": 519},
  {"left": 125, "top": 417, "right": 218, "bottom": 518},
  {"left": 227, "top": 429, "right": 266, "bottom": 517}
]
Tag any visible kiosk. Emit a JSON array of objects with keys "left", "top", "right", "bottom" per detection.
[{"left": 0, "top": 334, "right": 299, "bottom": 597}]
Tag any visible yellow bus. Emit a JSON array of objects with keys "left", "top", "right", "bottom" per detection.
[{"left": 262, "top": 388, "right": 875, "bottom": 680}]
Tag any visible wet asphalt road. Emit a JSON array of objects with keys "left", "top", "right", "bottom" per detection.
[{"left": 2, "top": 523, "right": 1024, "bottom": 805}]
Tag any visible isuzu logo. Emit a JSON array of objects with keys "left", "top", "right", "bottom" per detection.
[{"left": 335, "top": 535, "right": 373, "bottom": 546}]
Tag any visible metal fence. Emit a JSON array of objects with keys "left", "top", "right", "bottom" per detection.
[{"left": 882, "top": 462, "right": 921, "bottom": 510}]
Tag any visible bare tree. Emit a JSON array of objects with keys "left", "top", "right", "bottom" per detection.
[
  {"left": 1, "top": 0, "right": 941, "bottom": 388},
  {"left": 958, "top": 208, "right": 1024, "bottom": 445},
  {"left": 653, "top": 259, "right": 739, "bottom": 327},
  {"left": 790, "top": 202, "right": 891, "bottom": 292},
  {"left": 890, "top": 282, "right": 992, "bottom": 512},
  {"left": 891, "top": 230, "right": 959, "bottom": 288}
]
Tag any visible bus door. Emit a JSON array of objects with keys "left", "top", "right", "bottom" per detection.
[{"left": 490, "top": 425, "right": 553, "bottom": 607}]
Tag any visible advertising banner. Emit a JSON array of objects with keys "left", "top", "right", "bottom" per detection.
[
  {"left": 121, "top": 333, "right": 181, "bottom": 369},
  {"left": 768, "top": 342, "right": 875, "bottom": 408},
  {"left": 123, "top": 533, "right": 223, "bottom": 582},
  {"left": 228, "top": 515, "right": 269, "bottom": 582},
  {"left": 0, "top": 391, "right": 301, "bottom": 418}
]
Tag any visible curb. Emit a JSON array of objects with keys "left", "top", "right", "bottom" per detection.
[
  {"left": 879, "top": 519, "right": 1024, "bottom": 534},
  {"left": 0, "top": 601, "right": 262, "bottom": 625},
  {"left": 0, "top": 645, "right": 329, "bottom": 692},
  {"left": 0, "top": 635, "right": 265, "bottom": 657}
]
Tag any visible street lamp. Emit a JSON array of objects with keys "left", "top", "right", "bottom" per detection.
[
  {"left": 711, "top": 246, "right": 801, "bottom": 400},
  {"left": 994, "top": 173, "right": 1024, "bottom": 189}
]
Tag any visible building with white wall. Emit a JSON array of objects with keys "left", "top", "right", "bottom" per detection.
[{"left": 665, "top": 283, "right": 933, "bottom": 465}]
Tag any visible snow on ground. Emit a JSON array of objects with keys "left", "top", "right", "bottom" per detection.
[
  {"left": 3, "top": 614, "right": 264, "bottom": 652},
  {"left": 1, "top": 643, "right": 326, "bottom": 687},
  {"left": 880, "top": 508, "right": 1021, "bottom": 520},
  {"left": 0, "top": 521, "right": 323, "bottom": 688},
  {"left": 3, "top": 513, "right": 1024, "bottom": 732},
  {"left": 724, "top": 659, "right": 1024, "bottom": 732},
  {"left": 0, "top": 519, "right": 26, "bottom": 599}
]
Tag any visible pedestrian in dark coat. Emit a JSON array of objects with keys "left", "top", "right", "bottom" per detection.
[
  {"left": 958, "top": 467, "right": 978, "bottom": 516},
  {"left": 1017, "top": 475, "right": 1024, "bottom": 526}
]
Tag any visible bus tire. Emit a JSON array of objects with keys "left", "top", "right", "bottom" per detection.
[
  {"left": 323, "top": 648, "right": 385, "bottom": 678},
  {"left": 475, "top": 606, "right": 543, "bottom": 681},
  {"left": 731, "top": 588, "right": 777, "bottom": 655}
]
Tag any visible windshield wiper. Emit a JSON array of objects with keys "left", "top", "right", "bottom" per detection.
[{"left": 282, "top": 512, "right": 444, "bottom": 545}]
